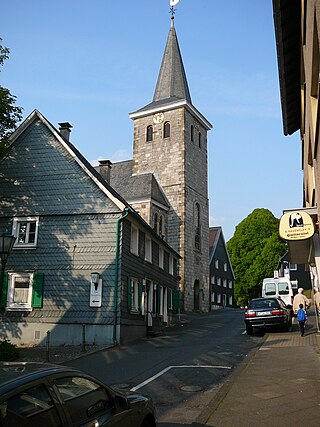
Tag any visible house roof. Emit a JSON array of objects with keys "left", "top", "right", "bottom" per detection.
[
  {"left": 272, "top": 0, "right": 301, "bottom": 136},
  {"left": 7, "top": 110, "right": 181, "bottom": 258},
  {"left": 209, "top": 226, "right": 235, "bottom": 279},
  {"left": 110, "top": 160, "right": 170, "bottom": 209}
]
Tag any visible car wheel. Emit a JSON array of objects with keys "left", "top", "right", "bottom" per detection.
[
  {"left": 140, "top": 415, "right": 156, "bottom": 427},
  {"left": 246, "top": 325, "right": 253, "bottom": 335}
]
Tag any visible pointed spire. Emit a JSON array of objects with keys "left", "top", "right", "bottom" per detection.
[{"left": 152, "top": 19, "right": 191, "bottom": 103}]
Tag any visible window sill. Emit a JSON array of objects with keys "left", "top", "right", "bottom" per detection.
[
  {"left": 6, "top": 306, "right": 33, "bottom": 312},
  {"left": 13, "top": 245, "right": 37, "bottom": 250}
]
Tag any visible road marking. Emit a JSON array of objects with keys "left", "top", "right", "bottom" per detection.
[{"left": 130, "top": 364, "right": 232, "bottom": 391}]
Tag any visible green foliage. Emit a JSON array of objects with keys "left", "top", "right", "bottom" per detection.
[
  {"left": 227, "top": 208, "right": 286, "bottom": 306},
  {"left": 0, "top": 37, "right": 23, "bottom": 156},
  {"left": 0, "top": 339, "right": 20, "bottom": 361}
]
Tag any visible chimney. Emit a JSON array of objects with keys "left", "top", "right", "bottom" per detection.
[
  {"left": 58, "top": 122, "right": 72, "bottom": 141},
  {"left": 98, "top": 160, "right": 112, "bottom": 183}
]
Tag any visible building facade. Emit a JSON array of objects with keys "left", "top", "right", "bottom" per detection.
[
  {"left": 111, "top": 17, "right": 212, "bottom": 311},
  {"left": 273, "top": 0, "right": 320, "bottom": 291}
]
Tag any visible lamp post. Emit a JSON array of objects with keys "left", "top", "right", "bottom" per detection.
[{"left": 0, "top": 232, "right": 16, "bottom": 306}]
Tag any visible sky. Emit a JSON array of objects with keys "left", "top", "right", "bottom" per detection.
[{"left": 1, "top": 0, "right": 302, "bottom": 241}]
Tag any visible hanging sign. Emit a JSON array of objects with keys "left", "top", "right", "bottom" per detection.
[{"left": 279, "top": 211, "right": 315, "bottom": 241}]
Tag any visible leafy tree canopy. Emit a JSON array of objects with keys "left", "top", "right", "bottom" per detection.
[
  {"left": 227, "top": 208, "right": 286, "bottom": 306},
  {"left": 0, "top": 38, "right": 23, "bottom": 156}
]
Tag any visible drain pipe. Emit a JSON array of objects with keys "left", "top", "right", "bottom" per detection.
[{"left": 113, "top": 208, "right": 129, "bottom": 344}]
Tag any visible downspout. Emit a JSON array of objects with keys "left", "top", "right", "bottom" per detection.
[{"left": 113, "top": 208, "right": 129, "bottom": 344}]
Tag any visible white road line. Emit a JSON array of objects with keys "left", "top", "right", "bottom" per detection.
[{"left": 130, "top": 364, "right": 232, "bottom": 391}]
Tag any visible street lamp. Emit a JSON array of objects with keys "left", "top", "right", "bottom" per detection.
[{"left": 0, "top": 232, "right": 16, "bottom": 306}]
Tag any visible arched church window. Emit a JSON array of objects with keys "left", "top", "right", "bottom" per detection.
[
  {"left": 191, "top": 125, "right": 194, "bottom": 142},
  {"left": 164, "top": 121, "right": 170, "bottom": 138},
  {"left": 159, "top": 215, "right": 163, "bottom": 237},
  {"left": 195, "top": 203, "right": 201, "bottom": 251},
  {"left": 146, "top": 125, "right": 153, "bottom": 142},
  {"left": 153, "top": 213, "right": 158, "bottom": 233}
]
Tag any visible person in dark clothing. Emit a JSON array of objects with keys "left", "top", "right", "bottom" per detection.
[{"left": 297, "top": 303, "right": 308, "bottom": 336}]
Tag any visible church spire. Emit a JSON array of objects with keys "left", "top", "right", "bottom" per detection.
[{"left": 152, "top": 18, "right": 191, "bottom": 104}]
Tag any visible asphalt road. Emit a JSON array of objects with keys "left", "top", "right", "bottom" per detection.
[{"left": 67, "top": 309, "right": 262, "bottom": 426}]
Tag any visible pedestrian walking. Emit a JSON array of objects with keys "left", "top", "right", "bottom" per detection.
[
  {"left": 293, "top": 288, "right": 310, "bottom": 315},
  {"left": 313, "top": 287, "right": 320, "bottom": 314},
  {"left": 296, "top": 303, "right": 308, "bottom": 336}
]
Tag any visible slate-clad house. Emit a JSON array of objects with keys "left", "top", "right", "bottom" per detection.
[
  {"left": 209, "top": 227, "right": 235, "bottom": 309},
  {"left": 0, "top": 110, "right": 180, "bottom": 347}
]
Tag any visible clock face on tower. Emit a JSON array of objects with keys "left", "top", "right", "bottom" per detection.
[{"left": 153, "top": 112, "right": 164, "bottom": 124}]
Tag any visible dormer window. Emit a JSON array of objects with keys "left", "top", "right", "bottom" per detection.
[
  {"left": 146, "top": 125, "right": 153, "bottom": 142},
  {"left": 164, "top": 121, "right": 170, "bottom": 138}
]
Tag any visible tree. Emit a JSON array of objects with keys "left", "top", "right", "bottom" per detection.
[
  {"left": 0, "top": 38, "right": 23, "bottom": 156},
  {"left": 227, "top": 208, "right": 286, "bottom": 306}
]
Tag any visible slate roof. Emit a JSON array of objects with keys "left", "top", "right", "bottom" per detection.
[
  {"left": 109, "top": 160, "right": 170, "bottom": 208},
  {"left": 209, "top": 226, "right": 235, "bottom": 279}
]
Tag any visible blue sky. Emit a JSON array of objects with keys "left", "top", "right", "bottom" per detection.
[{"left": 1, "top": 0, "right": 302, "bottom": 241}]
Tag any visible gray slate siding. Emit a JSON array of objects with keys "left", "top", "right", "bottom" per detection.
[
  {"left": 0, "top": 119, "right": 119, "bottom": 216},
  {"left": 120, "top": 219, "right": 177, "bottom": 322},
  {"left": 5, "top": 213, "right": 120, "bottom": 324}
]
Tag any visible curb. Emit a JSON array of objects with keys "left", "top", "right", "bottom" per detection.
[{"left": 193, "top": 337, "right": 266, "bottom": 426}]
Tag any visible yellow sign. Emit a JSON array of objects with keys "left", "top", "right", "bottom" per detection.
[{"left": 279, "top": 211, "right": 315, "bottom": 241}]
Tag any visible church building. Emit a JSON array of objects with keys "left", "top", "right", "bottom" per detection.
[{"left": 99, "top": 15, "right": 212, "bottom": 311}]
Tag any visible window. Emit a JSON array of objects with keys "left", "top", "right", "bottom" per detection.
[
  {"left": 127, "top": 278, "right": 141, "bottom": 312},
  {"left": 54, "top": 376, "right": 111, "bottom": 426},
  {"left": 2, "top": 272, "right": 44, "bottom": 311},
  {"left": 146, "top": 125, "right": 153, "bottom": 142},
  {"left": 164, "top": 121, "right": 170, "bottom": 138},
  {"left": 198, "top": 132, "right": 202, "bottom": 148},
  {"left": 169, "top": 254, "right": 174, "bottom": 275},
  {"left": 159, "top": 215, "right": 163, "bottom": 238},
  {"left": 0, "top": 383, "right": 61, "bottom": 426},
  {"left": 289, "top": 263, "right": 297, "bottom": 270},
  {"left": 264, "top": 282, "right": 276, "bottom": 296},
  {"left": 191, "top": 124, "right": 194, "bottom": 142},
  {"left": 223, "top": 279, "right": 227, "bottom": 288},
  {"left": 215, "top": 259, "right": 219, "bottom": 269},
  {"left": 13, "top": 217, "right": 39, "bottom": 248},
  {"left": 217, "top": 293, "right": 221, "bottom": 303},
  {"left": 145, "top": 235, "right": 152, "bottom": 262},
  {"left": 159, "top": 246, "right": 164, "bottom": 269},
  {"left": 211, "top": 275, "right": 215, "bottom": 285},
  {"left": 211, "top": 292, "right": 215, "bottom": 303},
  {"left": 228, "top": 280, "right": 233, "bottom": 289},
  {"left": 224, "top": 263, "right": 227, "bottom": 272},
  {"left": 217, "top": 277, "right": 221, "bottom": 286},
  {"left": 153, "top": 213, "right": 158, "bottom": 233},
  {"left": 194, "top": 203, "right": 201, "bottom": 251},
  {"left": 130, "top": 224, "right": 139, "bottom": 255},
  {"left": 228, "top": 295, "right": 233, "bottom": 305}
]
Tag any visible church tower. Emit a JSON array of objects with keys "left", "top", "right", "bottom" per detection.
[{"left": 129, "top": 15, "right": 212, "bottom": 311}]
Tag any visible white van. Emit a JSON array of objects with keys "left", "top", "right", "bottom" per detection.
[{"left": 261, "top": 277, "right": 294, "bottom": 306}]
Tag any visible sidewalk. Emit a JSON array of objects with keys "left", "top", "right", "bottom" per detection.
[{"left": 195, "top": 316, "right": 320, "bottom": 427}]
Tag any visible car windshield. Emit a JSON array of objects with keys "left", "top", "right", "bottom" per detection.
[{"left": 249, "top": 299, "right": 279, "bottom": 309}]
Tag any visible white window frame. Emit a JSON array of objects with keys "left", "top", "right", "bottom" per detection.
[
  {"left": 145, "top": 235, "right": 152, "bottom": 263},
  {"left": 224, "top": 263, "right": 227, "bottom": 272},
  {"left": 211, "top": 275, "right": 215, "bottom": 285},
  {"left": 223, "top": 279, "right": 227, "bottom": 288},
  {"left": 215, "top": 259, "right": 219, "bottom": 269},
  {"left": 159, "top": 246, "right": 164, "bottom": 269},
  {"left": 130, "top": 224, "right": 139, "bottom": 256},
  {"left": 228, "top": 280, "right": 233, "bottom": 289},
  {"left": 289, "top": 263, "right": 297, "bottom": 270},
  {"left": 13, "top": 217, "right": 39, "bottom": 249},
  {"left": 130, "top": 278, "right": 140, "bottom": 313},
  {"left": 7, "top": 272, "right": 33, "bottom": 311}
]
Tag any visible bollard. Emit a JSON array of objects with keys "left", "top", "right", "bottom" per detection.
[
  {"left": 46, "top": 330, "right": 50, "bottom": 362},
  {"left": 82, "top": 324, "right": 86, "bottom": 352}
]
